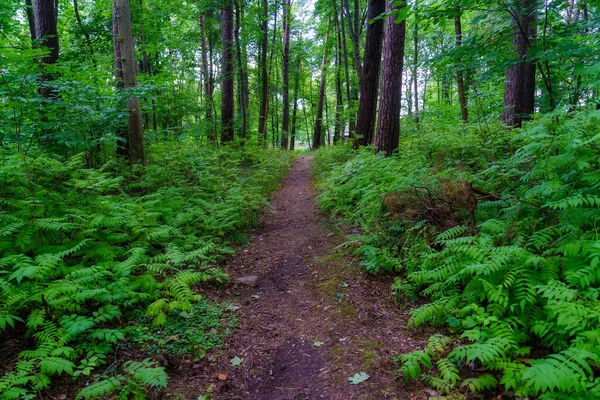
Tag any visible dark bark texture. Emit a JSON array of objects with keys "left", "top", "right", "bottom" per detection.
[
  {"left": 375, "top": 1, "right": 406, "bottom": 156},
  {"left": 258, "top": 0, "right": 269, "bottom": 145},
  {"left": 312, "top": 32, "right": 331, "bottom": 150},
  {"left": 455, "top": 12, "right": 468, "bottom": 122},
  {"left": 502, "top": 0, "right": 537, "bottom": 127},
  {"left": 34, "top": 0, "right": 60, "bottom": 98},
  {"left": 281, "top": 0, "right": 292, "bottom": 149},
  {"left": 354, "top": 0, "right": 385, "bottom": 147},
  {"left": 221, "top": 1, "right": 235, "bottom": 142}
]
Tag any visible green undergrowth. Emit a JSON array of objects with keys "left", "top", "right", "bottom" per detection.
[
  {"left": 0, "top": 141, "right": 292, "bottom": 398},
  {"left": 314, "top": 109, "right": 600, "bottom": 399}
]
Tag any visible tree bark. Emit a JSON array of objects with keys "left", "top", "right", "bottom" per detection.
[
  {"left": 342, "top": 0, "right": 362, "bottom": 85},
  {"left": 502, "top": 0, "right": 537, "bottom": 127},
  {"left": 234, "top": 0, "right": 248, "bottom": 140},
  {"left": 200, "top": 14, "right": 216, "bottom": 141},
  {"left": 25, "top": 0, "right": 37, "bottom": 44},
  {"left": 455, "top": 11, "right": 468, "bottom": 122},
  {"left": 258, "top": 0, "right": 269, "bottom": 145},
  {"left": 413, "top": 0, "right": 419, "bottom": 127},
  {"left": 221, "top": 0, "right": 235, "bottom": 142},
  {"left": 290, "top": 57, "right": 301, "bottom": 151},
  {"left": 312, "top": 30, "right": 331, "bottom": 150},
  {"left": 339, "top": 2, "right": 355, "bottom": 137},
  {"left": 375, "top": 1, "right": 406, "bottom": 156},
  {"left": 354, "top": 0, "right": 385, "bottom": 148},
  {"left": 115, "top": 0, "right": 145, "bottom": 164},
  {"left": 34, "top": 0, "right": 60, "bottom": 98},
  {"left": 281, "top": 0, "right": 292, "bottom": 149}
]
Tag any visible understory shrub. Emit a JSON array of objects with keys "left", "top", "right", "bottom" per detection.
[
  {"left": 0, "top": 141, "right": 292, "bottom": 398},
  {"left": 315, "top": 109, "right": 600, "bottom": 398}
]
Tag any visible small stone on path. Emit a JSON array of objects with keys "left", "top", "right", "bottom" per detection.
[{"left": 234, "top": 275, "right": 259, "bottom": 287}]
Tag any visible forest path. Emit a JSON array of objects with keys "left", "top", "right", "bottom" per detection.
[{"left": 172, "top": 156, "right": 428, "bottom": 400}]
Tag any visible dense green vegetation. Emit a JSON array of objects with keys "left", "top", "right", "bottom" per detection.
[
  {"left": 0, "top": 144, "right": 290, "bottom": 398},
  {"left": 2, "top": 0, "right": 600, "bottom": 396},
  {"left": 315, "top": 107, "right": 600, "bottom": 398}
]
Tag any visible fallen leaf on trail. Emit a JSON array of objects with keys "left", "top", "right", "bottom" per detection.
[
  {"left": 348, "top": 372, "right": 370, "bottom": 384},
  {"left": 230, "top": 356, "right": 244, "bottom": 367},
  {"left": 215, "top": 372, "right": 228, "bottom": 381},
  {"left": 313, "top": 341, "right": 324, "bottom": 347}
]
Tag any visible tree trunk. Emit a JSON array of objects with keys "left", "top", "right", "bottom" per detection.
[
  {"left": 502, "top": 0, "right": 537, "bottom": 127},
  {"left": 342, "top": 0, "right": 362, "bottom": 84},
  {"left": 34, "top": 0, "right": 60, "bottom": 98},
  {"left": 354, "top": 0, "right": 385, "bottom": 148},
  {"left": 115, "top": 0, "right": 145, "bottom": 164},
  {"left": 339, "top": 2, "right": 355, "bottom": 137},
  {"left": 221, "top": 0, "right": 235, "bottom": 142},
  {"left": 200, "top": 14, "right": 216, "bottom": 141},
  {"left": 258, "top": 0, "right": 269, "bottom": 145},
  {"left": 413, "top": 0, "right": 419, "bottom": 127},
  {"left": 312, "top": 31, "right": 331, "bottom": 150},
  {"left": 281, "top": 0, "right": 292, "bottom": 149},
  {"left": 455, "top": 11, "right": 468, "bottom": 122},
  {"left": 375, "top": 1, "right": 406, "bottom": 156},
  {"left": 25, "top": 0, "right": 37, "bottom": 44},
  {"left": 290, "top": 57, "right": 301, "bottom": 151},
  {"left": 234, "top": 0, "right": 248, "bottom": 140}
]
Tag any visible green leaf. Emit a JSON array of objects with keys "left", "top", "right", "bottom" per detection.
[
  {"left": 348, "top": 372, "right": 370, "bottom": 384},
  {"left": 230, "top": 356, "right": 244, "bottom": 367}
]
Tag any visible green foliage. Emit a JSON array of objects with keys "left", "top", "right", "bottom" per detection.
[
  {"left": 0, "top": 142, "right": 291, "bottom": 397},
  {"left": 316, "top": 109, "right": 600, "bottom": 397}
]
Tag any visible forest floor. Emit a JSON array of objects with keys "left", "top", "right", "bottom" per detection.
[{"left": 169, "top": 156, "right": 431, "bottom": 400}]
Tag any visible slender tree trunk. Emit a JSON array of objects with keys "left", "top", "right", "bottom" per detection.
[
  {"left": 258, "top": 0, "right": 269, "bottom": 145},
  {"left": 413, "top": 1, "right": 419, "bottom": 127},
  {"left": 312, "top": 31, "right": 331, "bottom": 150},
  {"left": 502, "top": 0, "right": 537, "bottom": 127},
  {"left": 115, "top": 0, "right": 145, "bottom": 164},
  {"left": 34, "top": 0, "right": 60, "bottom": 98},
  {"left": 342, "top": 0, "right": 362, "bottom": 84},
  {"left": 25, "top": 0, "right": 37, "bottom": 44},
  {"left": 200, "top": 14, "right": 216, "bottom": 141},
  {"left": 455, "top": 11, "right": 468, "bottom": 122},
  {"left": 234, "top": 0, "right": 248, "bottom": 139},
  {"left": 112, "top": 2, "right": 128, "bottom": 157},
  {"left": 281, "top": 0, "right": 292, "bottom": 149},
  {"left": 375, "top": 1, "right": 406, "bottom": 156},
  {"left": 333, "top": 0, "right": 344, "bottom": 143},
  {"left": 339, "top": 2, "right": 355, "bottom": 137},
  {"left": 290, "top": 57, "right": 300, "bottom": 151},
  {"left": 354, "top": 0, "right": 385, "bottom": 148},
  {"left": 221, "top": 0, "right": 235, "bottom": 142}
]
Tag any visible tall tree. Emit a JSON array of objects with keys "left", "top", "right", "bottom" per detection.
[
  {"left": 502, "top": 0, "right": 537, "bottom": 127},
  {"left": 375, "top": 1, "right": 407, "bottom": 156},
  {"left": 281, "top": 0, "right": 293, "bottom": 149},
  {"left": 290, "top": 57, "right": 301, "bottom": 151},
  {"left": 312, "top": 30, "right": 331, "bottom": 150},
  {"left": 234, "top": 0, "right": 248, "bottom": 139},
  {"left": 257, "top": 0, "right": 269, "bottom": 145},
  {"left": 342, "top": 0, "right": 362, "bottom": 84},
  {"left": 200, "top": 13, "right": 216, "bottom": 141},
  {"left": 354, "top": 0, "right": 385, "bottom": 148},
  {"left": 455, "top": 9, "right": 468, "bottom": 122},
  {"left": 413, "top": 0, "right": 419, "bottom": 127},
  {"left": 114, "top": 0, "right": 145, "bottom": 164},
  {"left": 34, "top": 0, "right": 59, "bottom": 98},
  {"left": 221, "top": 0, "right": 235, "bottom": 142},
  {"left": 333, "top": 0, "right": 344, "bottom": 143},
  {"left": 25, "top": 0, "right": 36, "bottom": 43}
]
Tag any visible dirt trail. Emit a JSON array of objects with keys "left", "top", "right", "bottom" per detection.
[{"left": 172, "top": 156, "right": 428, "bottom": 399}]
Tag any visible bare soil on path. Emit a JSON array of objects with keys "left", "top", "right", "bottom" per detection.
[{"left": 170, "top": 156, "right": 429, "bottom": 400}]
